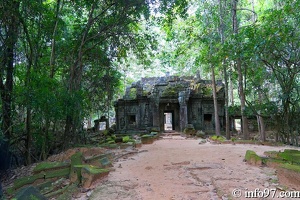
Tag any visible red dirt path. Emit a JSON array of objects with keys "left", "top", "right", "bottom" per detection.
[{"left": 89, "top": 136, "right": 297, "bottom": 200}]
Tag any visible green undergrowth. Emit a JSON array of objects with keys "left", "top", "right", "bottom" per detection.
[
  {"left": 246, "top": 149, "right": 300, "bottom": 175},
  {"left": 280, "top": 163, "right": 300, "bottom": 173},
  {"left": 210, "top": 135, "right": 226, "bottom": 142}
]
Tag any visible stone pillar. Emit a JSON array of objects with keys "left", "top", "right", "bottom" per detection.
[
  {"left": 151, "top": 88, "right": 160, "bottom": 131},
  {"left": 178, "top": 91, "right": 188, "bottom": 132},
  {"left": 94, "top": 119, "right": 100, "bottom": 131}
]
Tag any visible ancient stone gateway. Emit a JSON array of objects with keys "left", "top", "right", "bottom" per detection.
[{"left": 114, "top": 75, "right": 225, "bottom": 134}]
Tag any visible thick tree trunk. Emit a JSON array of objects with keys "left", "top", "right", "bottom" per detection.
[{"left": 211, "top": 66, "right": 221, "bottom": 136}]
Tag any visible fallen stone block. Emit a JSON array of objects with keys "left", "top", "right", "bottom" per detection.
[
  {"left": 141, "top": 135, "right": 154, "bottom": 144},
  {"left": 14, "top": 186, "right": 47, "bottom": 200},
  {"left": 244, "top": 150, "right": 263, "bottom": 166},
  {"left": 70, "top": 152, "right": 83, "bottom": 183},
  {"left": 33, "top": 161, "right": 70, "bottom": 174},
  {"left": 78, "top": 165, "right": 110, "bottom": 188}
]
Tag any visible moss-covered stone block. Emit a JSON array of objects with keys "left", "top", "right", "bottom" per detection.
[
  {"left": 79, "top": 165, "right": 110, "bottom": 188},
  {"left": 12, "top": 167, "right": 70, "bottom": 192},
  {"left": 86, "top": 156, "right": 112, "bottom": 168},
  {"left": 211, "top": 135, "right": 226, "bottom": 142},
  {"left": 85, "top": 153, "right": 113, "bottom": 163},
  {"left": 244, "top": 150, "right": 263, "bottom": 166},
  {"left": 184, "top": 128, "right": 196, "bottom": 136},
  {"left": 36, "top": 180, "right": 53, "bottom": 194},
  {"left": 135, "top": 140, "right": 142, "bottom": 148},
  {"left": 141, "top": 135, "right": 154, "bottom": 144},
  {"left": 43, "top": 184, "right": 70, "bottom": 199},
  {"left": 33, "top": 162, "right": 70, "bottom": 174},
  {"left": 45, "top": 168, "right": 70, "bottom": 179},
  {"left": 149, "top": 132, "right": 159, "bottom": 139},
  {"left": 265, "top": 158, "right": 286, "bottom": 168},
  {"left": 13, "top": 174, "right": 44, "bottom": 190},
  {"left": 264, "top": 151, "right": 279, "bottom": 158},
  {"left": 69, "top": 152, "right": 83, "bottom": 183},
  {"left": 14, "top": 186, "right": 47, "bottom": 200}
]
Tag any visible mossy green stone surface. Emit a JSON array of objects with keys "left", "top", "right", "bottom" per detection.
[
  {"left": 245, "top": 150, "right": 262, "bottom": 165},
  {"left": 13, "top": 168, "right": 70, "bottom": 190},
  {"left": 70, "top": 152, "right": 83, "bottom": 183},
  {"left": 83, "top": 166, "right": 109, "bottom": 174},
  {"left": 33, "top": 162, "right": 70, "bottom": 173},
  {"left": 14, "top": 186, "right": 47, "bottom": 200},
  {"left": 211, "top": 135, "right": 225, "bottom": 142},
  {"left": 280, "top": 163, "right": 300, "bottom": 173},
  {"left": 13, "top": 174, "right": 44, "bottom": 190}
]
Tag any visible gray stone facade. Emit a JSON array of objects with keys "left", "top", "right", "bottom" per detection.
[{"left": 114, "top": 75, "right": 225, "bottom": 133}]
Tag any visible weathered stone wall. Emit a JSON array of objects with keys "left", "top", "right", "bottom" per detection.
[{"left": 114, "top": 75, "right": 225, "bottom": 133}]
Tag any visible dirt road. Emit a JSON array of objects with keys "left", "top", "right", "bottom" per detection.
[{"left": 89, "top": 136, "right": 295, "bottom": 200}]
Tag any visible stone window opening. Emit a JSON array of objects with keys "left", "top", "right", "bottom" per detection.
[{"left": 204, "top": 114, "right": 212, "bottom": 122}]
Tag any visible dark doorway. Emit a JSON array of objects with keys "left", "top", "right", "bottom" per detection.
[
  {"left": 164, "top": 111, "right": 174, "bottom": 131},
  {"left": 204, "top": 114, "right": 213, "bottom": 130},
  {"left": 128, "top": 115, "right": 136, "bottom": 126},
  {"left": 204, "top": 114, "right": 212, "bottom": 122}
]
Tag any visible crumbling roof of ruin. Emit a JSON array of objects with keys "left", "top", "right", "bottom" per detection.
[{"left": 123, "top": 76, "right": 224, "bottom": 100}]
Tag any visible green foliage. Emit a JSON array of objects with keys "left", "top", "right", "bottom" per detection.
[
  {"left": 122, "top": 136, "right": 130, "bottom": 143},
  {"left": 161, "top": 84, "right": 185, "bottom": 97},
  {"left": 129, "top": 88, "right": 137, "bottom": 99},
  {"left": 211, "top": 135, "right": 226, "bottom": 142},
  {"left": 280, "top": 163, "right": 300, "bottom": 173}
]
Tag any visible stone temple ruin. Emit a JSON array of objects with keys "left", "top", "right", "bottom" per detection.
[{"left": 114, "top": 75, "right": 225, "bottom": 134}]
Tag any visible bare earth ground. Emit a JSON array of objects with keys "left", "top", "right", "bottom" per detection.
[{"left": 89, "top": 135, "right": 299, "bottom": 200}]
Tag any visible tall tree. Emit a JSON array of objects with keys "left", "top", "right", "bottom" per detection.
[
  {"left": 0, "top": 1, "right": 20, "bottom": 140},
  {"left": 232, "top": 0, "right": 249, "bottom": 139}
]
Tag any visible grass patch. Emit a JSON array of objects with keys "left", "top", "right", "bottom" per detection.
[{"left": 280, "top": 163, "right": 300, "bottom": 173}]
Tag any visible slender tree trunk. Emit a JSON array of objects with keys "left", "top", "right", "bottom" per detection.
[
  {"left": 0, "top": 1, "right": 20, "bottom": 140},
  {"left": 218, "top": 0, "right": 230, "bottom": 139},
  {"left": 259, "top": 115, "right": 266, "bottom": 142},
  {"left": 50, "top": 0, "right": 62, "bottom": 78},
  {"left": 257, "top": 90, "right": 266, "bottom": 142},
  {"left": 229, "top": 75, "right": 234, "bottom": 106},
  {"left": 224, "top": 68, "right": 230, "bottom": 139},
  {"left": 25, "top": 109, "right": 32, "bottom": 165},
  {"left": 232, "top": 0, "right": 249, "bottom": 139},
  {"left": 211, "top": 66, "right": 221, "bottom": 136}
]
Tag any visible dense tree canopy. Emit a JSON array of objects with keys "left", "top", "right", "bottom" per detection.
[{"left": 0, "top": 0, "right": 299, "bottom": 167}]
